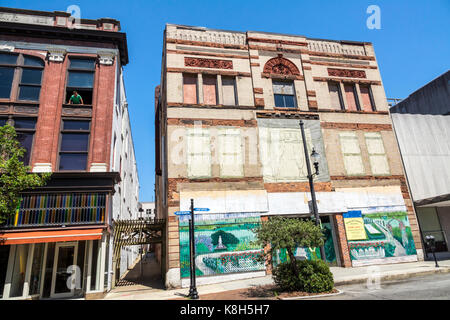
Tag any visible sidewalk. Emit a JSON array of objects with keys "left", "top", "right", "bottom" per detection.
[{"left": 103, "top": 259, "right": 450, "bottom": 300}]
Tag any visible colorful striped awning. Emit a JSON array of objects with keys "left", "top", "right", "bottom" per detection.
[{"left": 0, "top": 228, "right": 104, "bottom": 245}]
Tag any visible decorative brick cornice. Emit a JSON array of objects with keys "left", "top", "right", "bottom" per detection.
[
  {"left": 321, "top": 122, "right": 392, "bottom": 131},
  {"left": 167, "top": 49, "right": 249, "bottom": 60},
  {"left": 167, "top": 118, "right": 258, "bottom": 127},
  {"left": 327, "top": 68, "right": 366, "bottom": 78},
  {"left": 330, "top": 175, "right": 404, "bottom": 181},
  {"left": 263, "top": 54, "right": 301, "bottom": 76},
  {"left": 166, "top": 103, "right": 260, "bottom": 110},
  {"left": 167, "top": 67, "right": 251, "bottom": 77},
  {"left": 184, "top": 57, "right": 233, "bottom": 69},
  {"left": 264, "top": 182, "right": 332, "bottom": 193}
]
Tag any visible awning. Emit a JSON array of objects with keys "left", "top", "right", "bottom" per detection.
[{"left": 0, "top": 228, "right": 103, "bottom": 245}]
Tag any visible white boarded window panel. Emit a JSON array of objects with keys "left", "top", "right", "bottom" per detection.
[
  {"left": 187, "top": 128, "right": 211, "bottom": 178},
  {"left": 222, "top": 77, "right": 236, "bottom": 106},
  {"left": 259, "top": 127, "right": 312, "bottom": 182},
  {"left": 339, "top": 131, "right": 365, "bottom": 175},
  {"left": 273, "top": 81, "right": 294, "bottom": 95},
  {"left": 365, "top": 132, "right": 390, "bottom": 175},
  {"left": 218, "top": 128, "right": 243, "bottom": 177}
]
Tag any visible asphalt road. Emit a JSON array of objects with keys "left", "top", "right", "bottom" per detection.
[{"left": 313, "top": 272, "right": 450, "bottom": 300}]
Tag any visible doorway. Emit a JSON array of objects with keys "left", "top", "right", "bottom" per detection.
[{"left": 50, "top": 242, "right": 78, "bottom": 299}]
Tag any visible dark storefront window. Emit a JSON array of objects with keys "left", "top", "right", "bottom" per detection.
[{"left": 59, "top": 120, "right": 90, "bottom": 171}]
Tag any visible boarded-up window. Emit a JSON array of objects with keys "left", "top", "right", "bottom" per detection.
[
  {"left": 187, "top": 128, "right": 211, "bottom": 178},
  {"left": 360, "top": 85, "right": 374, "bottom": 111},
  {"left": 222, "top": 77, "right": 236, "bottom": 106},
  {"left": 344, "top": 84, "right": 359, "bottom": 111},
  {"left": 259, "top": 127, "right": 312, "bottom": 182},
  {"left": 183, "top": 74, "right": 197, "bottom": 104},
  {"left": 273, "top": 81, "right": 296, "bottom": 108},
  {"left": 218, "top": 128, "right": 243, "bottom": 177},
  {"left": 203, "top": 75, "right": 217, "bottom": 105},
  {"left": 339, "top": 131, "right": 365, "bottom": 175},
  {"left": 365, "top": 132, "right": 390, "bottom": 175},
  {"left": 328, "top": 82, "right": 343, "bottom": 109}
]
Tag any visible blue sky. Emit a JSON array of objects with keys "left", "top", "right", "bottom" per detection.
[{"left": 2, "top": 0, "right": 449, "bottom": 201}]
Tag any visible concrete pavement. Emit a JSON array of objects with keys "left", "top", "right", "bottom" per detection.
[{"left": 103, "top": 259, "right": 450, "bottom": 300}]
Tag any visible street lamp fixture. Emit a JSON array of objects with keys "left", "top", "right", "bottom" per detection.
[
  {"left": 310, "top": 147, "right": 320, "bottom": 176},
  {"left": 299, "top": 120, "right": 326, "bottom": 262}
]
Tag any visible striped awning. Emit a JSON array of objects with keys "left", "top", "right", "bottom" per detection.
[{"left": 0, "top": 228, "right": 104, "bottom": 245}]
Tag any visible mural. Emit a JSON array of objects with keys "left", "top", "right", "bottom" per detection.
[
  {"left": 272, "top": 221, "right": 337, "bottom": 266},
  {"left": 347, "top": 211, "right": 417, "bottom": 261},
  {"left": 179, "top": 214, "right": 265, "bottom": 278}
]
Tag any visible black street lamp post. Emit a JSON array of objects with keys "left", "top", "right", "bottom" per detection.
[
  {"left": 299, "top": 119, "right": 326, "bottom": 261},
  {"left": 188, "top": 198, "right": 199, "bottom": 299}
]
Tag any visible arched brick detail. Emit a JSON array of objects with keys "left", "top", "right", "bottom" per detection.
[{"left": 263, "top": 55, "right": 300, "bottom": 76}]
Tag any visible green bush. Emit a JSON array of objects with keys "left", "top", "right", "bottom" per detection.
[{"left": 272, "top": 260, "right": 334, "bottom": 293}]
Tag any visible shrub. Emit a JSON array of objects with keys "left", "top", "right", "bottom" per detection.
[{"left": 272, "top": 259, "right": 334, "bottom": 293}]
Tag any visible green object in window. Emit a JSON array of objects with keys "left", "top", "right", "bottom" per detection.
[{"left": 70, "top": 94, "right": 83, "bottom": 104}]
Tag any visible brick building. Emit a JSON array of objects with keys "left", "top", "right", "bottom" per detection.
[
  {"left": 155, "top": 24, "right": 423, "bottom": 288},
  {"left": 0, "top": 7, "right": 139, "bottom": 299}
]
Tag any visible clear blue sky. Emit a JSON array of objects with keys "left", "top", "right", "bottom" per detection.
[{"left": 2, "top": 0, "right": 449, "bottom": 201}]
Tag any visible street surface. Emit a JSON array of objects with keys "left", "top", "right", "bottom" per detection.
[{"left": 312, "top": 272, "right": 450, "bottom": 300}]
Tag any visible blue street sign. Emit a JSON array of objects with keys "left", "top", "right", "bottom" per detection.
[
  {"left": 174, "top": 211, "right": 191, "bottom": 215},
  {"left": 194, "top": 208, "right": 210, "bottom": 212}
]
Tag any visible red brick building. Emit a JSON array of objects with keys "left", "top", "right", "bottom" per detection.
[{"left": 0, "top": 7, "right": 139, "bottom": 299}]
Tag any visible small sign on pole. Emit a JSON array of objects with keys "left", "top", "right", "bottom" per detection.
[
  {"left": 193, "top": 208, "right": 210, "bottom": 212},
  {"left": 174, "top": 211, "right": 191, "bottom": 216}
]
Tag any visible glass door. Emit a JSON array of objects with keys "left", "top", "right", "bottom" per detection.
[{"left": 50, "top": 242, "right": 78, "bottom": 299}]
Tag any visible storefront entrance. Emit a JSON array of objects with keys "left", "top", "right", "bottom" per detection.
[{"left": 50, "top": 242, "right": 78, "bottom": 298}]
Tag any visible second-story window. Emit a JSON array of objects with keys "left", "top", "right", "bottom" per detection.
[
  {"left": 183, "top": 74, "right": 197, "bottom": 104},
  {"left": 66, "top": 57, "right": 96, "bottom": 105},
  {"left": 58, "top": 119, "right": 90, "bottom": 171},
  {"left": 0, "top": 117, "right": 36, "bottom": 166},
  {"left": 221, "top": 76, "right": 237, "bottom": 106},
  {"left": 360, "top": 84, "right": 376, "bottom": 111},
  {"left": 202, "top": 75, "right": 217, "bottom": 105},
  {"left": 343, "top": 83, "right": 360, "bottom": 111},
  {"left": 328, "top": 81, "right": 344, "bottom": 110},
  {"left": 0, "top": 53, "right": 44, "bottom": 102},
  {"left": 273, "top": 80, "right": 296, "bottom": 108}
]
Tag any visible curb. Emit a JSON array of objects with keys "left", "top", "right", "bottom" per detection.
[
  {"left": 280, "top": 289, "right": 343, "bottom": 300},
  {"left": 334, "top": 267, "right": 450, "bottom": 286}
]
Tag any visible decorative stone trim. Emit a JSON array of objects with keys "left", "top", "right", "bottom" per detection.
[
  {"left": 47, "top": 47, "right": 66, "bottom": 62},
  {"left": 318, "top": 108, "right": 388, "bottom": 115},
  {"left": 307, "top": 60, "right": 377, "bottom": 69},
  {"left": 167, "top": 49, "right": 249, "bottom": 60},
  {"left": 167, "top": 118, "right": 258, "bottom": 127},
  {"left": 0, "top": 44, "right": 14, "bottom": 52},
  {"left": 321, "top": 122, "right": 392, "bottom": 131},
  {"left": 90, "top": 163, "right": 108, "bottom": 172},
  {"left": 248, "top": 37, "right": 308, "bottom": 47},
  {"left": 313, "top": 76, "right": 381, "bottom": 85},
  {"left": 184, "top": 57, "right": 233, "bottom": 69},
  {"left": 261, "top": 73, "right": 304, "bottom": 81},
  {"left": 167, "top": 102, "right": 259, "bottom": 110},
  {"left": 256, "top": 111, "right": 319, "bottom": 120},
  {"left": 98, "top": 51, "right": 115, "bottom": 65},
  {"left": 166, "top": 38, "right": 247, "bottom": 50},
  {"left": 328, "top": 68, "right": 366, "bottom": 78},
  {"left": 330, "top": 174, "right": 403, "bottom": 181},
  {"left": 32, "top": 163, "right": 52, "bottom": 173},
  {"left": 167, "top": 67, "right": 250, "bottom": 77}
]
